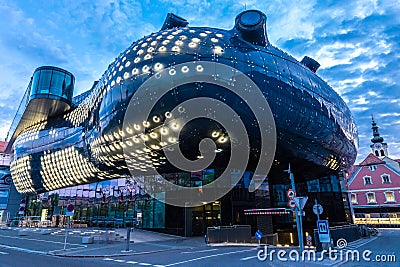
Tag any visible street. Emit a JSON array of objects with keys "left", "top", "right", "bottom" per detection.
[{"left": 0, "top": 228, "right": 398, "bottom": 266}]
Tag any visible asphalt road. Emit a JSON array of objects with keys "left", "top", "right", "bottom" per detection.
[{"left": 0, "top": 228, "right": 398, "bottom": 267}]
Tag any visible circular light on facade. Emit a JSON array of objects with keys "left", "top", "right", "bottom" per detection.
[
  {"left": 151, "top": 41, "right": 157, "bottom": 46},
  {"left": 132, "top": 137, "right": 140, "bottom": 143},
  {"left": 133, "top": 124, "right": 141, "bottom": 131},
  {"left": 181, "top": 66, "right": 189, "bottom": 73},
  {"left": 188, "top": 42, "right": 197, "bottom": 48},
  {"left": 152, "top": 116, "right": 160, "bottom": 123},
  {"left": 162, "top": 40, "right": 170, "bottom": 45},
  {"left": 169, "top": 69, "right": 176, "bottom": 76},
  {"left": 132, "top": 68, "right": 139, "bottom": 75},
  {"left": 142, "top": 65, "right": 150, "bottom": 73},
  {"left": 168, "top": 137, "right": 177, "bottom": 143},
  {"left": 144, "top": 54, "right": 152, "bottom": 60},
  {"left": 143, "top": 121, "right": 150, "bottom": 128},
  {"left": 211, "top": 38, "right": 218, "bottom": 43},
  {"left": 160, "top": 127, "right": 168, "bottom": 135},
  {"left": 141, "top": 134, "right": 149, "bottom": 141},
  {"left": 172, "top": 46, "right": 180, "bottom": 52},
  {"left": 216, "top": 33, "right": 223, "bottom": 38},
  {"left": 159, "top": 46, "right": 167, "bottom": 52},
  {"left": 213, "top": 46, "right": 224, "bottom": 54},
  {"left": 167, "top": 35, "right": 174, "bottom": 39},
  {"left": 196, "top": 65, "right": 204, "bottom": 72},
  {"left": 192, "top": 38, "right": 200, "bottom": 43},
  {"left": 123, "top": 72, "right": 130, "bottom": 80},
  {"left": 165, "top": 111, "right": 172, "bottom": 118},
  {"left": 116, "top": 77, "right": 122, "bottom": 84},
  {"left": 137, "top": 49, "right": 144, "bottom": 55},
  {"left": 134, "top": 57, "right": 141, "bottom": 63},
  {"left": 171, "top": 122, "right": 180, "bottom": 130},
  {"left": 211, "top": 131, "right": 220, "bottom": 138},
  {"left": 119, "top": 65, "right": 124, "bottom": 72},
  {"left": 154, "top": 63, "right": 163, "bottom": 71},
  {"left": 147, "top": 47, "right": 155, "bottom": 53},
  {"left": 125, "top": 61, "right": 131, "bottom": 68},
  {"left": 151, "top": 145, "right": 160, "bottom": 150},
  {"left": 200, "top": 32, "right": 207, "bottom": 37},
  {"left": 218, "top": 136, "right": 228, "bottom": 143},
  {"left": 179, "top": 35, "right": 187, "bottom": 40},
  {"left": 141, "top": 42, "right": 148, "bottom": 47},
  {"left": 175, "top": 40, "right": 183, "bottom": 46},
  {"left": 150, "top": 132, "right": 158, "bottom": 139}
]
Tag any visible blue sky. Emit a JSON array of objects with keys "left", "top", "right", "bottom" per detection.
[{"left": 0, "top": 0, "right": 399, "bottom": 163}]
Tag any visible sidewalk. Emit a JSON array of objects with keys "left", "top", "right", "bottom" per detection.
[{"left": 0, "top": 226, "right": 205, "bottom": 257}]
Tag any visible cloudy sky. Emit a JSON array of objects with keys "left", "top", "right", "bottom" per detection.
[{"left": 0, "top": 0, "right": 399, "bottom": 163}]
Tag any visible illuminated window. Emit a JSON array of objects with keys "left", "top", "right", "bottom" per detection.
[
  {"left": 381, "top": 174, "right": 391, "bottom": 184},
  {"left": 363, "top": 176, "right": 372, "bottom": 185},
  {"left": 351, "top": 193, "right": 357, "bottom": 204},
  {"left": 366, "top": 192, "right": 376, "bottom": 203},
  {"left": 385, "top": 191, "right": 395, "bottom": 202}
]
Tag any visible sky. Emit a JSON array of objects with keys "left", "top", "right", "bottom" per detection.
[{"left": 0, "top": 0, "right": 399, "bottom": 163}]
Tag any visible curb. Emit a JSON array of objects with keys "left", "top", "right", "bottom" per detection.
[{"left": 49, "top": 247, "right": 184, "bottom": 258}]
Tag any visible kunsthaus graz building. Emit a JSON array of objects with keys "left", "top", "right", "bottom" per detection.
[{"left": 6, "top": 10, "right": 358, "bottom": 240}]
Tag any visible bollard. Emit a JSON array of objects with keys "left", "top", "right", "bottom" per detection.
[{"left": 125, "top": 228, "right": 131, "bottom": 252}]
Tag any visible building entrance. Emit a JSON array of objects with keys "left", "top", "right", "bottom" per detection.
[{"left": 191, "top": 202, "right": 221, "bottom": 236}]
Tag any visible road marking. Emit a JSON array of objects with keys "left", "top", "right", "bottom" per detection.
[
  {"left": 164, "top": 249, "right": 254, "bottom": 266},
  {"left": 0, "top": 251, "right": 9, "bottom": 255},
  {"left": 153, "top": 265, "right": 165, "bottom": 267},
  {"left": 115, "top": 259, "right": 126, "bottom": 263},
  {"left": 138, "top": 263, "right": 152, "bottom": 266},
  {"left": 181, "top": 249, "right": 218, "bottom": 254},
  {"left": 126, "top": 261, "right": 138, "bottom": 264},
  {"left": 240, "top": 255, "right": 258, "bottom": 261},
  {"left": 0, "top": 234, "right": 85, "bottom": 247},
  {"left": 104, "top": 258, "right": 114, "bottom": 261},
  {"left": 0, "top": 244, "right": 47, "bottom": 255}
]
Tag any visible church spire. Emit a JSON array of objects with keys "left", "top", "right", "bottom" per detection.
[
  {"left": 371, "top": 115, "right": 384, "bottom": 143},
  {"left": 370, "top": 115, "right": 388, "bottom": 157}
]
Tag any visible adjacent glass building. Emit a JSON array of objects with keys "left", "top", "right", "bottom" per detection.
[{"left": 7, "top": 10, "right": 357, "bottom": 239}]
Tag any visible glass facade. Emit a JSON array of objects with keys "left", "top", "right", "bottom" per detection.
[{"left": 30, "top": 66, "right": 74, "bottom": 103}]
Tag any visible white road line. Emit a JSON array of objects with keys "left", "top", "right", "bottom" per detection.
[
  {"left": 153, "top": 265, "right": 165, "bottom": 267},
  {"left": 181, "top": 249, "right": 218, "bottom": 254},
  {"left": 138, "top": 263, "right": 152, "bottom": 266},
  {"left": 126, "top": 261, "right": 138, "bottom": 264},
  {"left": 240, "top": 255, "right": 258, "bottom": 261},
  {"left": 0, "top": 244, "right": 47, "bottom": 255},
  {"left": 114, "top": 259, "right": 126, "bottom": 263},
  {"left": 104, "top": 258, "right": 114, "bottom": 261},
  {"left": 0, "top": 251, "right": 9, "bottom": 255},
  {"left": 0, "top": 234, "right": 86, "bottom": 247},
  {"left": 164, "top": 249, "right": 255, "bottom": 266}
]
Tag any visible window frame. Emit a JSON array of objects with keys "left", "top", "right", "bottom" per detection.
[
  {"left": 363, "top": 176, "right": 373, "bottom": 185},
  {"left": 381, "top": 174, "right": 391, "bottom": 184},
  {"left": 351, "top": 193, "right": 358, "bottom": 204},
  {"left": 384, "top": 191, "right": 396, "bottom": 203},
  {"left": 366, "top": 192, "right": 376, "bottom": 204}
]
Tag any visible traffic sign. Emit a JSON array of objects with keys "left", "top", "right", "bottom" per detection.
[
  {"left": 255, "top": 230, "right": 262, "bottom": 240},
  {"left": 293, "top": 196, "right": 308, "bottom": 210},
  {"left": 287, "top": 189, "right": 296, "bottom": 199},
  {"left": 288, "top": 199, "right": 296, "bottom": 209},
  {"left": 66, "top": 204, "right": 74, "bottom": 216},
  {"left": 313, "top": 204, "right": 323, "bottom": 215},
  {"left": 317, "top": 220, "right": 330, "bottom": 243}
]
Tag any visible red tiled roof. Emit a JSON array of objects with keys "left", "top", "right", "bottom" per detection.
[
  {"left": 0, "top": 141, "right": 7, "bottom": 153},
  {"left": 359, "top": 153, "right": 384, "bottom": 166}
]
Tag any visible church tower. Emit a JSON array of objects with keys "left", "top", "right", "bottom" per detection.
[{"left": 370, "top": 116, "right": 388, "bottom": 158}]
